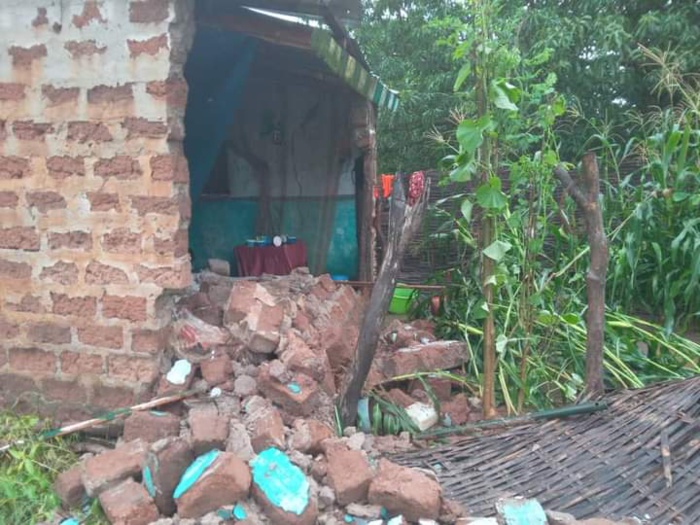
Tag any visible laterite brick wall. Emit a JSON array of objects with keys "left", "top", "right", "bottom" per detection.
[{"left": 0, "top": 0, "right": 195, "bottom": 419}]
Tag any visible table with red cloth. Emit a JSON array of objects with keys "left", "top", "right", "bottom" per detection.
[{"left": 234, "top": 241, "right": 308, "bottom": 277}]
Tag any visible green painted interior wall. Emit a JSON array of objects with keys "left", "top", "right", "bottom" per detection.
[{"left": 189, "top": 197, "right": 358, "bottom": 278}]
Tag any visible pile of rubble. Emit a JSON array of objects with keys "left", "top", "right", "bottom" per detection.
[{"left": 50, "top": 269, "right": 473, "bottom": 524}]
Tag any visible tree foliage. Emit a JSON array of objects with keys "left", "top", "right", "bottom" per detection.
[
  {"left": 357, "top": 0, "right": 700, "bottom": 168},
  {"left": 354, "top": 0, "right": 469, "bottom": 172}
]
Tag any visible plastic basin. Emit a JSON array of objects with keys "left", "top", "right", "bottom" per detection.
[{"left": 389, "top": 287, "right": 416, "bottom": 314}]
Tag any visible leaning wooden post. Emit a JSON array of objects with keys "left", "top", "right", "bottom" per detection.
[
  {"left": 338, "top": 174, "right": 426, "bottom": 426},
  {"left": 554, "top": 152, "right": 608, "bottom": 396}
]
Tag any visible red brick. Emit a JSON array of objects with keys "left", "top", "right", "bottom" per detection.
[
  {"left": 373, "top": 341, "right": 467, "bottom": 383},
  {"left": 130, "top": 196, "right": 178, "bottom": 216},
  {"left": 153, "top": 229, "right": 188, "bottom": 257},
  {"left": 87, "top": 84, "right": 133, "bottom": 105},
  {"left": 6, "top": 295, "right": 44, "bottom": 313},
  {"left": 251, "top": 461, "right": 318, "bottom": 525},
  {"left": 49, "top": 230, "right": 92, "bottom": 250},
  {"left": 40, "top": 261, "right": 79, "bottom": 284},
  {"left": 368, "top": 459, "right": 442, "bottom": 522},
  {"left": 32, "top": 7, "right": 49, "bottom": 27},
  {"left": 8, "top": 45, "right": 47, "bottom": 67},
  {"left": 67, "top": 121, "right": 113, "bottom": 143},
  {"left": 129, "top": 0, "right": 169, "bottom": 23},
  {"left": 42, "top": 85, "right": 80, "bottom": 106},
  {"left": 326, "top": 444, "right": 373, "bottom": 506},
  {"left": 101, "top": 228, "right": 141, "bottom": 254},
  {"left": 64, "top": 40, "right": 107, "bottom": 58},
  {"left": 90, "top": 383, "right": 135, "bottom": 409},
  {"left": 13, "top": 121, "right": 54, "bottom": 141},
  {"left": 28, "top": 322, "right": 71, "bottom": 344},
  {"left": 0, "top": 227, "right": 40, "bottom": 251},
  {"left": 94, "top": 156, "right": 141, "bottom": 179},
  {"left": 72, "top": 1, "right": 106, "bottom": 28},
  {"left": 128, "top": 34, "right": 168, "bottom": 57},
  {"left": 77, "top": 325, "right": 123, "bottom": 349},
  {"left": 27, "top": 191, "right": 67, "bottom": 212},
  {"left": 102, "top": 295, "right": 147, "bottom": 322},
  {"left": 9, "top": 347, "right": 57, "bottom": 375},
  {"left": 54, "top": 466, "right": 86, "bottom": 508},
  {"left": 123, "top": 117, "right": 168, "bottom": 138},
  {"left": 200, "top": 351, "right": 233, "bottom": 386},
  {"left": 146, "top": 77, "right": 188, "bottom": 109},
  {"left": 257, "top": 366, "right": 321, "bottom": 417},
  {"left": 144, "top": 438, "right": 194, "bottom": 516},
  {"left": 188, "top": 406, "right": 230, "bottom": 455},
  {"left": 289, "top": 418, "right": 335, "bottom": 455},
  {"left": 43, "top": 377, "right": 88, "bottom": 404},
  {"left": 0, "top": 317, "right": 20, "bottom": 340},
  {"left": 0, "top": 83, "right": 26, "bottom": 101},
  {"left": 0, "top": 373, "right": 36, "bottom": 403},
  {"left": 0, "top": 259, "right": 32, "bottom": 279},
  {"left": 131, "top": 329, "right": 166, "bottom": 353},
  {"left": 61, "top": 351, "right": 104, "bottom": 375},
  {"left": 249, "top": 406, "right": 285, "bottom": 453},
  {"left": 143, "top": 263, "right": 190, "bottom": 290},
  {"left": 83, "top": 440, "right": 147, "bottom": 496},
  {"left": 47, "top": 156, "right": 85, "bottom": 178},
  {"left": 85, "top": 261, "right": 128, "bottom": 284},
  {"left": 87, "top": 192, "right": 120, "bottom": 211},
  {"left": 0, "top": 156, "right": 30, "bottom": 179},
  {"left": 123, "top": 410, "right": 180, "bottom": 443},
  {"left": 51, "top": 293, "right": 97, "bottom": 317},
  {"left": 150, "top": 153, "right": 188, "bottom": 182},
  {"left": 100, "top": 479, "right": 159, "bottom": 525},
  {"left": 0, "top": 191, "right": 18, "bottom": 208},
  {"left": 176, "top": 452, "right": 251, "bottom": 519},
  {"left": 108, "top": 354, "right": 159, "bottom": 383}
]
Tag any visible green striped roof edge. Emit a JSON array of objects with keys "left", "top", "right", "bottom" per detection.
[{"left": 311, "top": 28, "right": 399, "bottom": 111}]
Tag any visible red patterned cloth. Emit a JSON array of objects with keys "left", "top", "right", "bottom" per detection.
[
  {"left": 408, "top": 171, "right": 425, "bottom": 205},
  {"left": 234, "top": 242, "right": 308, "bottom": 277}
]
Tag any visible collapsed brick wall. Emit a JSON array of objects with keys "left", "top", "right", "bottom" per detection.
[{"left": 0, "top": 0, "right": 195, "bottom": 419}]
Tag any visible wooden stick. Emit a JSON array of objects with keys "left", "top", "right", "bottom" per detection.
[
  {"left": 337, "top": 175, "right": 426, "bottom": 425},
  {"left": 0, "top": 388, "right": 201, "bottom": 454}
]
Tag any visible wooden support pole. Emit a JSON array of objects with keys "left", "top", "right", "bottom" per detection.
[
  {"left": 338, "top": 175, "right": 426, "bottom": 426},
  {"left": 554, "top": 152, "right": 609, "bottom": 397}
]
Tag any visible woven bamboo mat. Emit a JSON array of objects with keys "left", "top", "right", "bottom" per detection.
[{"left": 391, "top": 377, "right": 700, "bottom": 522}]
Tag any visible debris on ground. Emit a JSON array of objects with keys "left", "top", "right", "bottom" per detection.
[{"left": 44, "top": 270, "right": 642, "bottom": 524}]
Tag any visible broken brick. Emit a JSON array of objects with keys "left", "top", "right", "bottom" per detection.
[
  {"left": 199, "top": 351, "right": 233, "bottom": 386},
  {"left": 54, "top": 465, "right": 86, "bottom": 508},
  {"left": 257, "top": 365, "right": 321, "bottom": 418},
  {"left": 143, "top": 437, "right": 194, "bottom": 516},
  {"left": 289, "top": 418, "right": 334, "bottom": 455},
  {"left": 325, "top": 443, "right": 373, "bottom": 506},
  {"left": 188, "top": 405, "right": 229, "bottom": 455},
  {"left": 248, "top": 406, "right": 285, "bottom": 453},
  {"left": 123, "top": 411, "right": 180, "bottom": 444},
  {"left": 82, "top": 439, "right": 147, "bottom": 496},
  {"left": 99, "top": 478, "right": 159, "bottom": 525},
  {"left": 368, "top": 459, "right": 442, "bottom": 522},
  {"left": 176, "top": 451, "right": 251, "bottom": 519}
]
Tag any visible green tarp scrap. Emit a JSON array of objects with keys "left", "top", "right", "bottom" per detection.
[{"left": 311, "top": 29, "right": 399, "bottom": 111}]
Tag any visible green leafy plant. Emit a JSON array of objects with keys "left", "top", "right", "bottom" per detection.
[{"left": 0, "top": 412, "right": 107, "bottom": 525}]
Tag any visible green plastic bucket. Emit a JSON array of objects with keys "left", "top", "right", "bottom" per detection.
[{"left": 389, "top": 287, "right": 416, "bottom": 314}]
